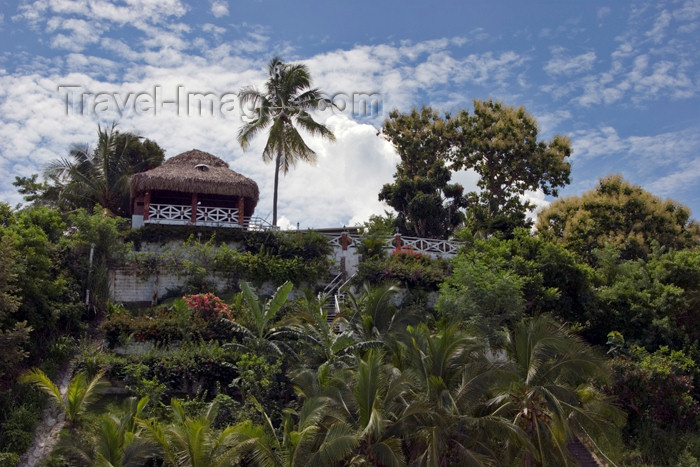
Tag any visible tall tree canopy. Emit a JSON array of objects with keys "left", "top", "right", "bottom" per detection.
[
  {"left": 536, "top": 174, "right": 700, "bottom": 263},
  {"left": 378, "top": 107, "right": 466, "bottom": 239},
  {"left": 14, "top": 124, "right": 164, "bottom": 217},
  {"left": 238, "top": 57, "right": 335, "bottom": 226},
  {"left": 377, "top": 100, "right": 571, "bottom": 238},
  {"left": 452, "top": 99, "right": 572, "bottom": 236}
]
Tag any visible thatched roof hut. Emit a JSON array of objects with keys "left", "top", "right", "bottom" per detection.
[
  {"left": 130, "top": 149, "right": 259, "bottom": 206},
  {"left": 129, "top": 149, "right": 259, "bottom": 228}
]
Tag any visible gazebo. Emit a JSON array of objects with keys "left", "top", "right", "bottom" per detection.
[{"left": 129, "top": 149, "right": 259, "bottom": 229}]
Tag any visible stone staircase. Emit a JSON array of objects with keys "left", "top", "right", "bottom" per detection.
[{"left": 567, "top": 437, "right": 601, "bottom": 466}]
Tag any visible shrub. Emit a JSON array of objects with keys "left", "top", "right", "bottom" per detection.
[
  {"left": 183, "top": 293, "right": 233, "bottom": 321},
  {"left": 0, "top": 452, "right": 20, "bottom": 467},
  {"left": 354, "top": 250, "right": 449, "bottom": 290}
]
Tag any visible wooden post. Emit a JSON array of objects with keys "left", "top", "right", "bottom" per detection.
[
  {"left": 191, "top": 192, "right": 198, "bottom": 224},
  {"left": 394, "top": 232, "right": 403, "bottom": 251},
  {"left": 341, "top": 231, "right": 349, "bottom": 251},
  {"left": 237, "top": 197, "right": 245, "bottom": 227},
  {"left": 143, "top": 192, "right": 151, "bottom": 221}
]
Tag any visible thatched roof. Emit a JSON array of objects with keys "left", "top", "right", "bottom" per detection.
[{"left": 130, "top": 149, "right": 259, "bottom": 207}]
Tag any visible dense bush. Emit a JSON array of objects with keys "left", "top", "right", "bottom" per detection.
[
  {"left": 353, "top": 249, "right": 449, "bottom": 290},
  {"left": 99, "top": 300, "right": 235, "bottom": 347},
  {"left": 609, "top": 345, "right": 700, "bottom": 464}
]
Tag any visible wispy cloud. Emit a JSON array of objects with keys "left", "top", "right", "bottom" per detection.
[{"left": 544, "top": 49, "right": 596, "bottom": 76}]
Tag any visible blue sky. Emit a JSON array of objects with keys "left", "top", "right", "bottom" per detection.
[{"left": 0, "top": 0, "right": 699, "bottom": 229}]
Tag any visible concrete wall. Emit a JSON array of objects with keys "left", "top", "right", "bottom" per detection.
[{"left": 109, "top": 267, "right": 230, "bottom": 304}]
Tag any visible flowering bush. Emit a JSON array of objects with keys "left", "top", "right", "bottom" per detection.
[{"left": 183, "top": 293, "right": 233, "bottom": 321}]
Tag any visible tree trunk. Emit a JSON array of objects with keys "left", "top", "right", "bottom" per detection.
[{"left": 273, "top": 151, "right": 281, "bottom": 226}]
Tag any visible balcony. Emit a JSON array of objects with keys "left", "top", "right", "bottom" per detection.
[{"left": 145, "top": 203, "right": 278, "bottom": 230}]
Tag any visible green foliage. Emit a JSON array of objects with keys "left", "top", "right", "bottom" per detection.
[
  {"left": 437, "top": 246, "right": 525, "bottom": 341},
  {"left": 358, "top": 211, "right": 396, "bottom": 237},
  {"left": 126, "top": 231, "right": 331, "bottom": 291},
  {"left": 20, "top": 368, "right": 108, "bottom": 429},
  {"left": 0, "top": 452, "right": 19, "bottom": 467},
  {"left": 453, "top": 99, "right": 572, "bottom": 237},
  {"left": 492, "top": 315, "right": 623, "bottom": 466},
  {"left": 379, "top": 106, "right": 467, "bottom": 239},
  {"left": 55, "top": 396, "right": 155, "bottom": 466},
  {"left": 537, "top": 174, "right": 700, "bottom": 263},
  {"left": 0, "top": 231, "right": 31, "bottom": 379},
  {"left": 610, "top": 345, "right": 699, "bottom": 464},
  {"left": 36, "top": 124, "right": 165, "bottom": 216},
  {"left": 232, "top": 352, "right": 283, "bottom": 402},
  {"left": 591, "top": 245, "right": 700, "bottom": 348},
  {"left": 99, "top": 304, "right": 232, "bottom": 348},
  {"left": 354, "top": 250, "right": 449, "bottom": 291},
  {"left": 0, "top": 205, "right": 86, "bottom": 362},
  {"left": 138, "top": 398, "right": 239, "bottom": 467},
  {"left": 438, "top": 230, "right": 595, "bottom": 340},
  {"left": 0, "top": 403, "right": 41, "bottom": 454}
]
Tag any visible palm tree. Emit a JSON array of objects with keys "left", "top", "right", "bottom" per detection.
[
  {"left": 56, "top": 396, "right": 156, "bottom": 466},
  {"left": 230, "top": 396, "right": 358, "bottom": 466},
  {"left": 399, "top": 322, "right": 526, "bottom": 466},
  {"left": 19, "top": 368, "right": 107, "bottom": 429},
  {"left": 225, "top": 281, "right": 301, "bottom": 359},
  {"left": 489, "top": 315, "right": 622, "bottom": 466},
  {"left": 288, "top": 290, "right": 381, "bottom": 370},
  {"left": 238, "top": 57, "right": 335, "bottom": 226},
  {"left": 44, "top": 123, "right": 163, "bottom": 216},
  {"left": 138, "top": 398, "right": 239, "bottom": 467}
]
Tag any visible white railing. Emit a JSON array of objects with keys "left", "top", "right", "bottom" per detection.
[
  {"left": 147, "top": 204, "right": 192, "bottom": 225},
  {"left": 244, "top": 216, "right": 280, "bottom": 231},
  {"left": 387, "top": 236, "right": 462, "bottom": 256},
  {"left": 146, "top": 204, "right": 243, "bottom": 227},
  {"left": 323, "top": 232, "right": 463, "bottom": 259},
  {"left": 196, "top": 206, "right": 240, "bottom": 227}
]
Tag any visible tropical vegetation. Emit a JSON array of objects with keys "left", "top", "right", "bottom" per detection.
[{"left": 2, "top": 72, "right": 699, "bottom": 466}]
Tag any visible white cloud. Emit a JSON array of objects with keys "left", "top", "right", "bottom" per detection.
[
  {"left": 649, "top": 157, "right": 700, "bottom": 197},
  {"left": 597, "top": 7, "right": 611, "bottom": 20},
  {"left": 4, "top": 35, "right": 531, "bottom": 226},
  {"left": 646, "top": 10, "right": 671, "bottom": 43},
  {"left": 210, "top": 0, "right": 229, "bottom": 18},
  {"left": 544, "top": 49, "right": 596, "bottom": 76}
]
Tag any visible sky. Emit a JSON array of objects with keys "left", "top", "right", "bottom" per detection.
[{"left": 0, "top": 0, "right": 699, "bottom": 230}]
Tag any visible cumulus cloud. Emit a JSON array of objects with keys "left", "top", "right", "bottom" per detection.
[
  {"left": 3, "top": 0, "right": 700, "bottom": 224},
  {"left": 210, "top": 0, "right": 229, "bottom": 18}
]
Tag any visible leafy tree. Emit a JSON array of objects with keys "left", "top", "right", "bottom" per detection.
[
  {"left": 26, "top": 124, "right": 164, "bottom": 216},
  {"left": 439, "top": 230, "right": 598, "bottom": 342},
  {"left": 589, "top": 245, "right": 700, "bottom": 349},
  {"left": 536, "top": 174, "right": 700, "bottom": 263},
  {"left": 0, "top": 232, "right": 30, "bottom": 380},
  {"left": 452, "top": 99, "right": 572, "bottom": 236},
  {"left": 19, "top": 368, "right": 107, "bottom": 429},
  {"left": 379, "top": 107, "right": 467, "bottom": 238},
  {"left": 608, "top": 345, "right": 699, "bottom": 464},
  {"left": 2, "top": 206, "right": 85, "bottom": 349},
  {"left": 238, "top": 57, "right": 335, "bottom": 226}
]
